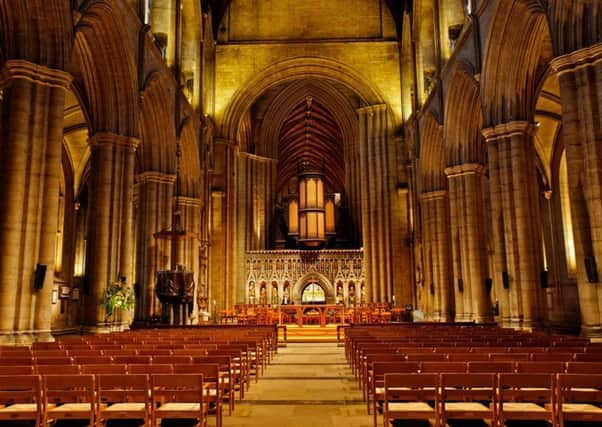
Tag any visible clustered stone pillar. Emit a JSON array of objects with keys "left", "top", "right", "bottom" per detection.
[
  {"left": 357, "top": 105, "right": 403, "bottom": 303},
  {"left": 445, "top": 163, "right": 491, "bottom": 323},
  {"left": 85, "top": 132, "right": 139, "bottom": 331},
  {"left": 0, "top": 60, "right": 72, "bottom": 343},
  {"left": 551, "top": 43, "right": 602, "bottom": 337},
  {"left": 134, "top": 172, "right": 175, "bottom": 323},
  {"left": 483, "top": 122, "right": 544, "bottom": 329},
  {"left": 419, "top": 190, "right": 452, "bottom": 321}
]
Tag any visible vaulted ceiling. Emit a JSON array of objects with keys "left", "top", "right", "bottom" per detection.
[
  {"left": 204, "top": 0, "right": 407, "bottom": 39},
  {"left": 277, "top": 97, "right": 345, "bottom": 194}
]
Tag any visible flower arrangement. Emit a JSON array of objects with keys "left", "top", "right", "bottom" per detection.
[{"left": 102, "top": 276, "right": 135, "bottom": 318}]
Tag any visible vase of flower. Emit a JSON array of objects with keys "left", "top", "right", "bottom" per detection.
[{"left": 102, "top": 276, "right": 135, "bottom": 330}]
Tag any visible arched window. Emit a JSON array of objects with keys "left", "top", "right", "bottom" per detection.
[{"left": 301, "top": 283, "right": 326, "bottom": 304}]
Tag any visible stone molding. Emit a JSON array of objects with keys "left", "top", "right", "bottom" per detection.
[
  {"left": 419, "top": 190, "right": 448, "bottom": 201},
  {"left": 176, "top": 196, "right": 202, "bottom": 207},
  {"left": 551, "top": 43, "right": 602, "bottom": 76},
  {"left": 481, "top": 121, "right": 536, "bottom": 142},
  {"left": 137, "top": 171, "right": 177, "bottom": 185},
  {"left": 89, "top": 132, "right": 141, "bottom": 150},
  {"left": 0, "top": 59, "right": 72, "bottom": 89},
  {"left": 357, "top": 104, "right": 387, "bottom": 116},
  {"left": 444, "top": 163, "right": 485, "bottom": 177}
]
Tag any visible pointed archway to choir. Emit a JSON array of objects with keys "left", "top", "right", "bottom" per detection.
[{"left": 292, "top": 272, "right": 335, "bottom": 305}]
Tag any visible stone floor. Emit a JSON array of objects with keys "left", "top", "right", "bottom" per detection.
[{"left": 222, "top": 342, "right": 373, "bottom": 427}]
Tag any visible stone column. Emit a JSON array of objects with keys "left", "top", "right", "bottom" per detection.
[
  {"left": 483, "top": 122, "right": 544, "bottom": 330},
  {"left": 419, "top": 190, "right": 452, "bottom": 321},
  {"left": 551, "top": 43, "right": 602, "bottom": 337},
  {"left": 357, "top": 105, "right": 405, "bottom": 303},
  {"left": 445, "top": 163, "right": 492, "bottom": 323},
  {"left": 134, "top": 172, "right": 175, "bottom": 323},
  {"left": 0, "top": 60, "right": 72, "bottom": 344},
  {"left": 85, "top": 132, "right": 139, "bottom": 331}
]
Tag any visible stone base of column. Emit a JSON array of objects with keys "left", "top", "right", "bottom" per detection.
[
  {"left": 0, "top": 330, "right": 56, "bottom": 345},
  {"left": 32, "top": 330, "right": 55, "bottom": 343},
  {"left": 472, "top": 315, "right": 494, "bottom": 324},
  {"left": 83, "top": 321, "right": 130, "bottom": 334},
  {"left": 517, "top": 318, "right": 544, "bottom": 332},
  {"left": 580, "top": 325, "right": 602, "bottom": 339}
]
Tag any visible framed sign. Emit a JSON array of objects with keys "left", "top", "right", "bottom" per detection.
[
  {"left": 51, "top": 289, "right": 58, "bottom": 304},
  {"left": 71, "top": 288, "right": 80, "bottom": 301},
  {"left": 59, "top": 285, "right": 71, "bottom": 299}
]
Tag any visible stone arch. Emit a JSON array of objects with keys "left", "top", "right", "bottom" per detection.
[
  {"left": 178, "top": 107, "right": 202, "bottom": 198},
  {"left": 443, "top": 63, "right": 484, "bottom": 166},
  {"left": 292, "top": 272, "right": 335, "bottom": 305},
  {"left": 418, "top": 112, "right": 445, "bottom": 193},
  {"left": 480, "top": 0, "right": 554, "bottom": 127},
  {"left": 546, "top": 0, "right": 602, "bottom": 56},
  {"left": 257, "top": 80, "right": 359, "bottom": 159},
  {"left": 73, "top": 0, "right": 139, "bottom": 136},
  {"left": 139, "top": 71, "right": 176, "bottom": 173},
  {"left": 220, "top": 56, "right": 391, "bottom": 140}
]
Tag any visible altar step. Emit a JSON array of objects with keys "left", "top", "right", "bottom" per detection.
[{"left": 278, "top": 324, "right": 344, "bottom": 344}]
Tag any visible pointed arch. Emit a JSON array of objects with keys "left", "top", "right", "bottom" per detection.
[{"left": 418, "top": 112, "right": 446, "bottom": 193}]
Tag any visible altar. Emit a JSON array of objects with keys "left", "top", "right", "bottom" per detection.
[{"left": 279, "top": 304, "right": 346, "bottom": 327}]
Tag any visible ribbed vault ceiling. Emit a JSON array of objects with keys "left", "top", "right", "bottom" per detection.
[{"left": 277, "top": 97, "right": 345, "bottom": 194}]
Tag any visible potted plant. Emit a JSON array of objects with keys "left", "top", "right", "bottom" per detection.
[{"left": 102, "top": 276, "right": 135, "bottom": 328}]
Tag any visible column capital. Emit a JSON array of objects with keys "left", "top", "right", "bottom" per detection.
[
  {"left": 176, "top": 196, "right": 202, "bottom": 208},
  {"left": 445, "top": 163, "right": 485, "bottom": 177},
  {"left": 89, "top": 132, "right": 140, "bottom": 150},
  {"left": 550, "top": 43, "right": 602, "bottom": 76},
  {"left": 356, "top": 104, "right": 387, "bottom": 116},
  {"left": 0, "top": 59, "right": 72, "bottom": 90},
  {"left": 136, "top": 171, "right": 176, "bottom": 185},
  {"left": 419, "top": 190, "right": 448, "bottom": 201},
  {"left": 481, "top": 121, "right": 536, "bottom": 142}
]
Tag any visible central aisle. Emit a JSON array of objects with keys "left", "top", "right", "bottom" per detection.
[{"left": 225, "top": 343, "right": 373, "bottom": 427}]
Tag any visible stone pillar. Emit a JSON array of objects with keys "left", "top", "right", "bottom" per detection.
[
  {"left": 85, "top": 132, "right": 139, "bottom": 331},
  {"left": 483, "top": 122, "right": 544, "bottom": 329},
  {"left": 134, "top": 172, "right": 175, "bottom": 323},
  {"left": 357, "top": 105, "right": 401, "bottom": 303},
  {"left": 0, "top": 60, "right": 72, "bottom": 343},
  {"left": 551, "top": 43, "right": 602, "bottom": 337},
  {"left": 419, "top": 190, "right": 452, "bottom": 321},
  {"left": 445, "top": 163, "right": 492, "bottom": 323}
]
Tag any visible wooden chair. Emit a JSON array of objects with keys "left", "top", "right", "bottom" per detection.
[
  {"left": 35, "top": 364, "right": 80, "bottom": 375},
  {"left": 497, "top": 373, "right": 555, "bottom": 427},
  {"left": 467, "top": 361, "right": 515, "bottom": 373},
  {"left": 0, "top": 357, "right": 33, "bottom": 365},
  {"left": 43, "top": 374, "right": 96, "bottom": 427},
  {"left": 369, "top": 361, "right": 421, "bottom": 422},
  {"left": 127, "top": 364, "right": 173, "bottom": 374},
  {"left": 515, "top": 361, "right": 566, "bottom": 373},
  {"left": 112, "top": 355, "right": 152, "bottom": 364},
  {"left": 383, "top": 373, "right": 439, "bottom": 427},
  {"left": 97, "top": 374, "right": 150, "bottom": 427},
  {"left": 574, "top": 352, "right": 602, "bottom": 362},
  {"left": 489, "top": 352, "right": 530, "bottom": 361},
  {"left": 440, "top": 373, "right": 496, "bottom": 427},
  {"left": 172, "top": 364, "right": 223, "bottom": 427},
  {"left": 34, "top": 356, "right": 74, "bottom": 365},
  {"left": 153, "top": 355, "right": 192, "bottom": 364},
  {"left": 0, "top": 374, "right": 42, "bottom": 427},
  {"left": 73, "top": 355, "right": 114, "bottom": 365},
  {"left": 0, "top": 365, "right": 34, "bottom": 375},
  {"left": 420, "top": 361, "right": 467, "bottom": 373},
  {"left": 193, "top": 355, "right": 235, "bottom": 414},
  {"left": 448, "top": 352, "right": 489, "bottom": 362},
  {"left": 81, "top": 364, "right": 127, "bottom": 374},
  {"left": 151, "top": 374, "right": 207, "bottom": 427},
  {"left": 531, "top": 352, "right": 575, "bottom": 362},
  {"left": 557, "top": 373, "right": 602, "bottom": 427},
  {"left": 566, "top": 361, "right": 602, "bottom": 373}
]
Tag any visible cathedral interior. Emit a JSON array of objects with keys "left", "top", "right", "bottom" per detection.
[{"left": 0, "top": 0, "right": 601, "bottom": 344}]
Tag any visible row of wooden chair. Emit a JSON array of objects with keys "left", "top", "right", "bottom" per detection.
[
  {"left": 0, "top": 373, "right": 208, "bottom": 427},
  {"left": 382, "top": 372, "right": 602, "bottom": 427}
]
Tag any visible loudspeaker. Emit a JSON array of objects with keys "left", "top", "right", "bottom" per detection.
[
  {"left": 540, "top": 270, "right": 549, "bottom": 289},
  {"left": 502, "top": 271, "right": 510, "bottom": 289},
  {"left": 457, "top": 278, "right": 464, "bottom": 293},
  {"left": 430, "top": 282, "right": 435, "bottom": 295},
  {"left": 585, "top": 256, "right": 599, "bottom": 283},
  {"left": 485, "top": 278, "right": 493, "bottom": 294},
  {"left": 33, "top": 264, "right": 47, "bottom": 290}
]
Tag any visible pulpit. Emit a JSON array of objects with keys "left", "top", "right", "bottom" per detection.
[{"left": 156, "top": 269, "right": 195, "bottom": 325}]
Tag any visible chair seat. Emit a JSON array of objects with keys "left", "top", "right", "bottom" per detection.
[
  {"left": 389, "top": 402, "right": 436, "bottom": 412},
  {"left": 158, "top": 402, "right": 201, "bottom": 411},
  {"left": 104, "top": 402, "right": 146, "bottom": 412},
  {"left": 444, "top": 402, "right": 490, "bottom": 412},
  {"left": 0, "top": 403, "right": 39, "bottom": 413},
  {"left": 502, "top": 402, "right": 547, "bottom": 412},
  {"left": 562, "top": 403, "right": 602, "bottom": 413},
  {"left": 48, "top": 403, "right": 92, "bottom": 413}
]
